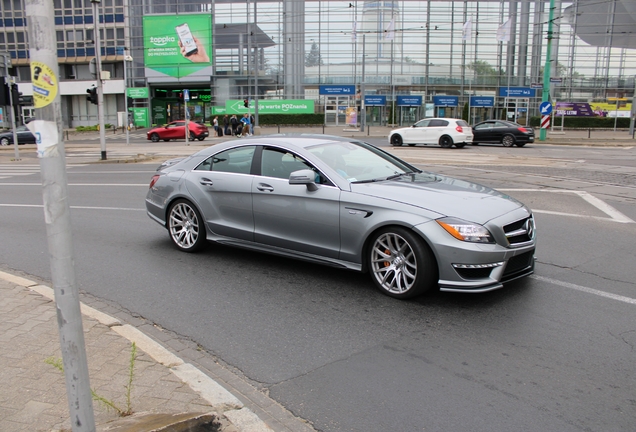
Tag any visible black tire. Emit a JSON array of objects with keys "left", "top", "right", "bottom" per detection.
[
  {"left": 198, "top": 137, "right": 205, "bottom": 141},
  {"left": 439, "top": 135, "right": 454, "bottom": 148},
  {"left": 407, "top": 143, "right": 416, "bottom": 147},
  {"left": 150, "top": 133, "right": 160, "bottom": 142},
  {"left": 167, "top": 199, "right": 206, "bottom": 252},
  {"left": 163, "top": 139, "right": 170, "bottom": 142},
  {"left": 502, "top": 134, "right": 515, "bottom": 147},
  {"left": 516, "top": 142, "right": 526, "bottom": 147},
  {"left": 0, "top": 137, "right": 11, "bottom": 146},
  {"left": 455, "top": 142, "right": 466, "bottom": 148},
  {"left": 368, "top": 227, "right": 437, "bottom": 299},
  {"left": 390, "top": 134, "right": 403, "bottom": 146}
]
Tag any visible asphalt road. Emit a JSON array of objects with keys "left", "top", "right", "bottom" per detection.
[{"left": 1, "top": 142, "right": 635, "bottom": 431}]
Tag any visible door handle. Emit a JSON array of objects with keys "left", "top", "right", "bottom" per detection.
[
  {"left": 257, "top": 183, "right": 274, "bottom": 192},
  {"left": 200, "top": 178, "right": 214, "bottom": 186}
]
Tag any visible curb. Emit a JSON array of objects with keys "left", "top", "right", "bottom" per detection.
[{"left": 0, "top": 269, "right": 274, "bottom": 432}]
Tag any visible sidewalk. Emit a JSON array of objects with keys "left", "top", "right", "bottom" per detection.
[{"left": 0, "top": 270, "right": 305, "bottom": 432}]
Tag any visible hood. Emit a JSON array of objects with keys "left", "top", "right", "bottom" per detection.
[{"left": 351, "top": 173, "right": 524, "bottom": 224}]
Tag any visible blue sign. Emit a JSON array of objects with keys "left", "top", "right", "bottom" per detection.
[
  {"left": 396, "top": 95, "right": 422, "bottom": 106},
  {"left": 469, "top": 96, "right": 494, "bottom": 107},
  {"left": 364, "top": 95, "right": 387, "bottom": 106},
  {"left": 320, "top": 85, "right": 356, "bottom": 95},
  {"left": 539, "top": 101, "right": 552, "bottom": 115},
  {"left": 183, "top": 89, "right": 190, "bottom": 102},
  {"left": 433, "top": 96, "right": 459, "bottom": 107},
  {"left": 498, "top": 87, "right": 536, "bottom": 98}
]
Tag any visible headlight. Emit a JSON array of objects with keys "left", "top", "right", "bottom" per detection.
[{"left": 436, "top": 217, "right": 494, "bottom": 243}]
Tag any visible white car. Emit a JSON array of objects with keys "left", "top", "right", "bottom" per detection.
[{"left": 389, "top": 118, "right": 473, "bottom": 148}]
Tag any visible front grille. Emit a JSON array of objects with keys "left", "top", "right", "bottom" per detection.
[
  {"left": 503, "top": 250, "right": 535, "bottom": 279},
  {"left": 504, "top": 216, "right": 535, "bottom": 246}
]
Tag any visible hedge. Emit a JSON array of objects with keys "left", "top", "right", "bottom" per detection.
[{"left": 529, "top": 116, "right": 632, "bottom": 128}]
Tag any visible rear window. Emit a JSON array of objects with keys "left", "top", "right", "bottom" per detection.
[{"left": 456, "top": 120, "right": 469, "bottom": 127}]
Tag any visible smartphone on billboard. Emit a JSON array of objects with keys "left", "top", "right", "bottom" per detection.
[{"left": 175, "top": 23, "right": 198, "bottom": 57}]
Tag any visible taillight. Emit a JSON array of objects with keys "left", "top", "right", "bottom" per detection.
[
  {"left": 149, "top": 174, "right": 160, "bottom": 189},
  {"left": 456, "top": 125, "right": 463, "bottom": 133},
  {"left": 517, "top": 127, "right": 529, "bottom": 133}
]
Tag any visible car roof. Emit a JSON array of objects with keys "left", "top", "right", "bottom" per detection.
[{"left": 196, "top": 134, "right": 360, "bottom": 156}]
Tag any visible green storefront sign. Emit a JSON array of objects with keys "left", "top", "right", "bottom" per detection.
[
  {"left": 143, "top": 14, "right": 213, "bottom": 79},
  {"left": 131, "top": 108, "right": 150, "bottom": 128},
  {"left": 225, "top": 100, "right": 315, "bottom": 115},
  {"left": 127, "top": 87, "right": 149, "bottom": 99}
]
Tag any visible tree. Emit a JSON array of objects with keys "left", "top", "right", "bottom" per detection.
[{"left": 305, "top": 42, "right": 323, "bottom": 67}]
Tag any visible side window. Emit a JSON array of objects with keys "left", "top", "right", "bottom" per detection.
[
  {"left": 261, "top": 148, "right": 332, "bottom": 185},
  {"left": 494, "top": 122, "right": 507, "bottom": 128},
  {"left": 195, "top": 146, "right": 256, "bottom": 174},
  {"left": 429, "top": 119, "right": 449, "bottom": 127},
  {"left": 414, "top": 119, "right": 430, "bottom": 128}
]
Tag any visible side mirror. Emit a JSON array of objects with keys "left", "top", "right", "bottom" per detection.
[{"left": 289, "top": 169, "right": 318, "bottom": 191}]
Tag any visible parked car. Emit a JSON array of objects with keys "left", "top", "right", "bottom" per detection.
[
  {"left": 472, "top": 120, "right": 535, "bottom": 147},
  {"left": 388, "top": 118, "right": 473, "bottom": 148},
  {"left": 0, "top": 125, "right": 37, "bottom": 146},
  {"left": 146, "top": 135, "right": 536, "bottom": 300},
  {"left": 147, "top": 121, "right": 209, "bottom": 142}
]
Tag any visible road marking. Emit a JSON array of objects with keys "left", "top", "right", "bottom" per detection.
[
  {"left": 531, "top": 275, "right": 636, "bottom": 306},
  {"left": 0, "top": 203, "right": 144, "bottom": 211},
  {"left": 500, "top": 189, "right": 634, "bottom": 223},
  {"left": 0, "top": 183, "right": 148, "bottom": 186}
]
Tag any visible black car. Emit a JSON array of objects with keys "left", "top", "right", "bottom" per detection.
[
  {"left": 472, "top": 120, "right": 535, "bottom": 147},
  {"left": 0, "top": 125, "right": 36, "bottom": 146}
]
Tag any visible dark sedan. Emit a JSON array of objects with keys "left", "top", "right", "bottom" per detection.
[
  {"left": 472, "top": 120, "right": 535, "bottom": 147},
  {"left": 0, "top": 126, "right": 37, "bottom": 146}
]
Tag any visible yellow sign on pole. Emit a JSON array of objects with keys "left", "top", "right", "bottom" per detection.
[{"left": 30, "top": 61, "right": 58, "bottom": 108}]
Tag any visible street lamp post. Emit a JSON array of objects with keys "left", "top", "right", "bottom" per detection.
[{"left": 123, "top": 53, "right": 132, "bottom": 145}]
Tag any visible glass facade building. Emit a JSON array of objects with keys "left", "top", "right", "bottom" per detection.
[{"left": 3, "top": 0, "right": 635, "bottom": 128}]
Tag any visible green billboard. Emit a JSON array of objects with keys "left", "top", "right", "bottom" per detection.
[
  {"left": 126, "top": 87, "right": 149, "bottom": 99},
  {"left": 143, "top": 14, "right": 212, "bottom": 80},
  {"left": 225, "top": 100, "right": 315, "bottom": 115}
]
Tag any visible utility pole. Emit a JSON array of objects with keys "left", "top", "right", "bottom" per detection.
[
  {"left": 92, "top": 0, "right": 107, "bottom": 160},
  {"left": 25, "top": 0, "right": 96, "bottom": 431},
  {"left": 1, "top": 53, "right": 20, "bottom": 160},
  {"left": 539, "top": 0, "right": 556, "bottom": 142}
]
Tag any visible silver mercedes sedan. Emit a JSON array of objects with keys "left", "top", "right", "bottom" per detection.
[{"left": 145, "top": 135, "right": 536, "bottom": 299}]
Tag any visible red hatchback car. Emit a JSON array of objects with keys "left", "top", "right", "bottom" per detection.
[{"left": 147, "top": 121, "right": 210, "bottom": 142}]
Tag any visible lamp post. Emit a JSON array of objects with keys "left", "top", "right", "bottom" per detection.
[{"left": 123, "top": 53, "right": 132, "bottom": 145}]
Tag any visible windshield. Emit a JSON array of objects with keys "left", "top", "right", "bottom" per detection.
[{"left": 307, "top": 140, "right": 418, "bottom": 183}]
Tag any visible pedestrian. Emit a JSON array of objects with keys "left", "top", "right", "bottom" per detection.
[
  {"left": 223, "top": 114, "right": 230, "bottom": 136},
  {"left": 241, "top": 113, "right": 252, "bottom": 136},
  {"left": 213, "top": 116, "right": 219, "bottom": 136},
  {"left": 230, "top": 115, "right": 239, "bottom": 136}
]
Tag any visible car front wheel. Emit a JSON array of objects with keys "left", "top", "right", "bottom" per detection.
[
  {"left": 167, "top": 199, "right": 206, "bottom": 252},
  {"left": 150, "top": 133, "right": 160, "bottom": 142},
  {"left": 0, "top": 137, "right": 10, "bottom": 146},
  {"left": 369, "top": 227, "right": 437, "bottom": 299},
  {"left": 502, "top": 134, "right": 515, "bottom": 147},
  {"left": 390, "top": 134, "right": 403, "bottom": 146}
]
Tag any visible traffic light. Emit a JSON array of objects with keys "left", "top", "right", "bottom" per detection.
[
  {"left": 86, "top": 87, "right": 98, "bottom": 105},
  {"left": 243, "top": 99, "right": 249, "bottom": 108}
]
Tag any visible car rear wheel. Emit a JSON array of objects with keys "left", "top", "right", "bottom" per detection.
[
  {"left": 0, "top": 137, "right": 10, "bottom": 146},
  {"left": 439, "top": 135, "right": 454, "bottom": 148},
  {"left": 198, "top": 137, "right": 205, "bottom": 141},
  {"left": 502, "top": 134, "right": 515, "bottom": 147},
  {"left": 390, "top": 134, "right": 403, "bottom": 146},
  {"left": 167, "top": 199, "right": 206, "bottom": 252},
  {"left": 369, "top": 227, "right": 437, "bottom": 299},
  {"left": 150, "top": 133, "right": 160, "bottom": 142}
]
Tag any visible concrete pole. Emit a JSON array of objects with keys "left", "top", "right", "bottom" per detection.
[
  {"left": 123, "top": 55, "right": 129, "bottom": 145},
  {"left": 540, "top": 0, "right": 556, "bottom": 142},
  {"left": 25, "top": 0, "right": 96, "bottom": 430},
  {"left": 93, "top": 0, "right": 107, "bottom": 160}
]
